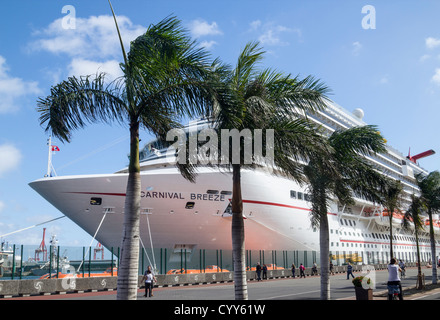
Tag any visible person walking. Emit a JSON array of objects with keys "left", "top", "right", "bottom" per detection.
[
  {"left": 329, "top": 262, "right": 334, "bottom": 275},
  {"left": 256, "top": 262, "right": 262, "bottom": 281},
  {"left": 312, "top": 262, "right": 318, "bottom": 276},
  {"left": 262, "top": 264, "right": 268, "bottom": 280},
  {"left": 291, "top": 263, "right": 296, "bottom": 278},
  {"left": 299, "top": 263, "right": 306, "bottom": 278},
  {"left": 387, "top": 258, "right": 403, "bottom": 300},
  {"left": 346, "top": 263, "right": 354, "bottom": 279},
  {"left": 142, "top": 265, "right": 156, "bottom": 297},
  {"left": 398, "top": 259, "right": 406, "bottom": 279}
]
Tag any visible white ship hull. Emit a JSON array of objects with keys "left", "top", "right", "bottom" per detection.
[
  {"left": 29, "top": 167, "right": 321, "bottom": 252},
  {"left": 29, "top": 164, "right": 439, "bottom": 264}
]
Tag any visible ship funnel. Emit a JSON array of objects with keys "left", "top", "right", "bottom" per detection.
[{"left": 407, "top": 149, "right": 436, "bottom": 163}]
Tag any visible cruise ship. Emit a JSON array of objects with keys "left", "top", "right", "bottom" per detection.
[{"left": 29, "top": 101, "right": 439, "bottom": 266}]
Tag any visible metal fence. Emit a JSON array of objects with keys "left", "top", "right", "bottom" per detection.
[
  {"left": 0, "top": 244, "right": 323, "bottom": 280},
  {"left": 2, "top": 243, "right": 435, "bottom": 281},
  {"left": 151, "top": 248, "right": 319, "bottom": 275}
]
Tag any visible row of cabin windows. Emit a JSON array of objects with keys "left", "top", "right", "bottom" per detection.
[
  {"left": 332, "top": 242, "right": 435, "bottom": 253},
  {"left": 340, "top": 219, "right": 357, "bottom": 227},
  {"left": 331, "top": 242, "right": 429, "bottom": 250},
  {"left": 332, "top": 242, "right": 378, "bottom": 249},
  {"left": 332, "top": 226, "right": 433, "bottom": 245},
  {"left": 290, "top": 190, "right": 311, "bottom": 201}
]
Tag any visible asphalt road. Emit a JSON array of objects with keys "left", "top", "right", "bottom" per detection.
[{"left": 6, "top": 265, "right": 439, "bottom": 301}]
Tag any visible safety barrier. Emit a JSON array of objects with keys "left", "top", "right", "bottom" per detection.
[{"left": 0, "top": 276, "right": 118, "bottom": 298}]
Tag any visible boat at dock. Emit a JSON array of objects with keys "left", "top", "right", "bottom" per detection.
[
  {"left": 0, "top": 241, "right": 22, "bottom": 278},
  {"left": 29, "top": 100, "right": 439, "bottom": 266},
  {"left": 38, "top": 267, "right": 118, "bottom": 279},
  {"left": 30, "top": 234, "right": 71, "bottom": 276},
  {"left": 166, "top": 265, "right": 229, "bottom": 275}
]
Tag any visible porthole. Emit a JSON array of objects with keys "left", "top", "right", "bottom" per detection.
[
  {"left": 185, "top": 202, "right": 195, "bottom": 209},
  {"left": 90, "top": 198, "right": 102, "bottom": 205}
]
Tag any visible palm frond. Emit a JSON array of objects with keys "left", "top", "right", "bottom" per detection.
[
  {"left": 416, "top": 171, "right": 440, "bottom": 212},
  {"left": 330, "top": 125, "right": 386, "bottom": 158},
  {"left": 127, "top": 16, "right": 217, "bottom": 125},
  {"left": 404, "top": 194, "right": 426, "bottom": 231},
  {"left": 233, "top": 41, "right": 265, "bottom": 95},
  {"left": 36, "top": 73, "right": 127, "bottom": 142},
  {"left": 280, "top": 75, "right": 331, "bottom": 114}
]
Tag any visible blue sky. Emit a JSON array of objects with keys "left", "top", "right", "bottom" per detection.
[{"left": 1, "top": 0, "right": 440, "bottom": 250}]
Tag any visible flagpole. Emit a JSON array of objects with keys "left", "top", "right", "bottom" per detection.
[{"left": 45, "top": 136, "right": 52, "bottom": 177}]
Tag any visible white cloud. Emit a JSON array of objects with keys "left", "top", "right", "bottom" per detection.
[
  {"left": 352, "top": 41, "right": 362, "bottom": 56},
  {"left": 379, "top": 75, "right": 389, "bottom": 84},
  {"left": 31, "top": 15, "right": 146, "bottom": 60},
  {"left": 0, "top": 144, "right": 22, "bottom": 176},
  {"left": 199, "top": 40, "right": 218, "bottom": 50},
  {"left": 431, "top": 68, "right": 440, "bottom": 86},
  {"left": 250, "top": 21, "right": 301, "bottom": 47},
  {"left": 259, "top": 29, "right": 285, "bottom": 46},
  {"left": 0, "top": 56, "right": 41, "bottom": 114},
  {"left": 29, "top": 15, "right": 146, "bottom": 86},
  {"left": 189, "top": 19, "right": 222, "bottom": 38},
  {"left": 68, "top": 58, "right": 123, "bottom": 82},
  {"left": 426, "top": 37, "right": 440, "bottom": 49},
  {"left": 249, "top": 20, "right": 262, "bottom": 31},
  {"left": 420, "top": 54, "right": 431, "bottom": 62}
]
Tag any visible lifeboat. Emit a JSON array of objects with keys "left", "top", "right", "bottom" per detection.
[
  {"left": 361, "top": 207, "right": 375, "bottom": 219},
  {"left": 373, "top": 209, "right": 403, "bottom": 227},
  {"left": 246, "top": 264, "right": 285, "bottom": 271},
  {"left": 166, "top": 268, "right": 199, "bottom": 275},
  {"left": 264, "top": 264, "right": 285, "bottom": 270},
  {"left": 424, "top": 219, "right": 440, "bottom": 234},
  {"left": 39, "top": 267, "right": 117, "bottom": 279},
  {"left": 204, "top": 265, "right": 229, "bottom": 273},
  {"left": 166, "top": 265, "right": 229, "bottom": 275}
]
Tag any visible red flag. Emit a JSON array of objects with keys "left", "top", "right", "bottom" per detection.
[{"left": 51, "top": 145, "right": 60, "bottom": 152}]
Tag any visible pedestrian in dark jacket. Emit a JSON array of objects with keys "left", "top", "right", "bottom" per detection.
[
  {"left": 347, "top": 263, "right": 355, "bottom": 279},
  {"left": 256, "top": 262, "right": 262, "bottom": 281}
]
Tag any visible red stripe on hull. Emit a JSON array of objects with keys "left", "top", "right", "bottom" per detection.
[{"left": 64, "top": 192, "right": 126, "bottom": 197}]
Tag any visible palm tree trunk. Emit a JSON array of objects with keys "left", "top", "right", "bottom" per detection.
[
  {"left": 428, "top": 210, "right": 438, "bottom": 284},
  {"left": 116, "top": 120, "right": 141, "bottom": 300},
  {"left": 415, "top": 230, "right": 424, "bottom": 289},
  {"left": 319, "top": 204, "right": 330, "bottom": 300},
  {"left": 389, "top": 209, "right": 394, "bottom": 259},
  {"left": 231, "top": 164, "right": 248, "bottom": 300}
]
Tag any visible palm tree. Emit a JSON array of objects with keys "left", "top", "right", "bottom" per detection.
[
  {"left": 403, "top": 194, "right": 426, "bottom": 289},
  {"left": 381, "top": 179, "right": 403, "bottom": 259},
  {"left": 415, "top": 170, "right": 440, "bottom": 284},
  {"left": 210, "top": 42, "right": 331, "bottom": 300},
  {"left": 304, "top": 125, "right": 389, "bottom": 300},
  {"left": 37, "top": 12, "right": 219, "bottom": 299}
]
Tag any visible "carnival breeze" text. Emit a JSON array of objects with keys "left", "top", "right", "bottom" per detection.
[{"left": 141, "top": 191, "right": 226, "bottom": 202}]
